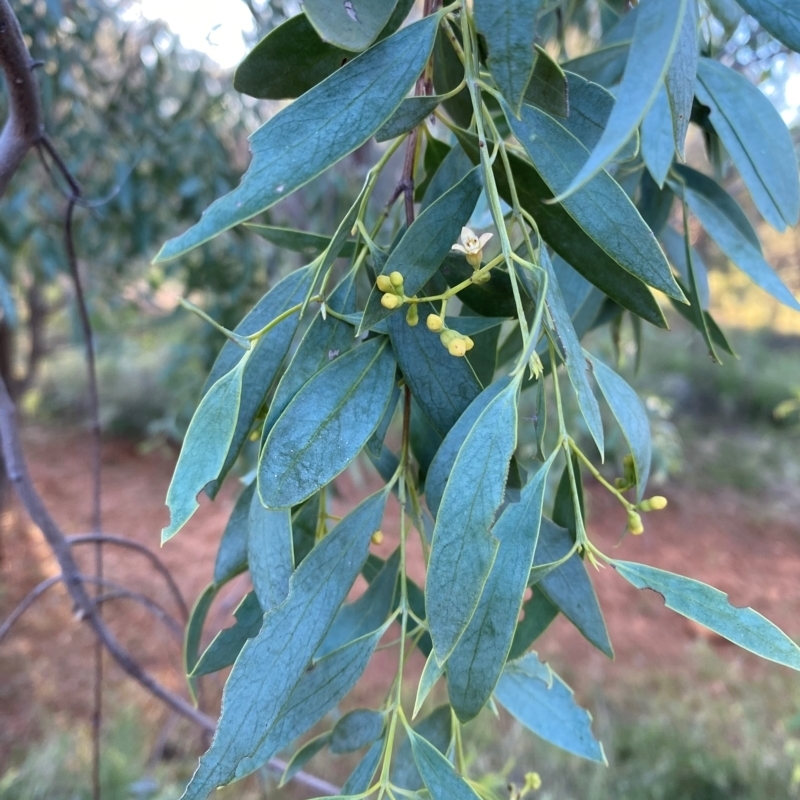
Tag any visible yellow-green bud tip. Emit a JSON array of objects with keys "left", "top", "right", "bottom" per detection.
[
  {"left": 640, "top": 495, "right": 668, "bottom": 512},
  {"left": 381, "top": 293, "right": 401, "bottom": 309},
  {"left": 626, "top": 510, "right": 644, "bottom": 535},
  {"left": 448, "top": 339, "right": 467, "bottom": 357},
  {"left": 426, "top": 313, "right": 443, "bottom": 332},
  {"left": 376, "top": 275, "right": 393, "bottom": 293},
  {"left": 389, "top": 271, "right": 404, "bottom": 288},
  {"left": 371, "top": 530, "right": 384, "bottom": 545},
  {"left": 406, "top": 305, "right": 419, "bottom": 326}
]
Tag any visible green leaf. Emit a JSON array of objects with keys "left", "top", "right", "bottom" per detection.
[
  {"left": 181, "top": 490, "right": 387, "bottom": 798},
  {"left": 292, "top": 495, "right": 321, "bottom": 567},
  {"left": 556, "top": 0, "right": 688, "bottom": 200},
  {"left": 447, "top": 452, "right": 556, "bottom": 722},
  {"left": 562, "top": 43, "right": 629, "bottom": 88},
  {"left": 433, "top": 26, "right": 473, "bottom": 128},
  {"left": 213, "top": 483, "right": 254, "bottom": 585},
  {"left": 360, "top": 167, "right": 482, "bottom": 333},
  {"left": 495, "top": 653, "right": 606, "bottom": 763},
  {"left": 244, "top": 224, "right": 357, "bottom": 258},
  {"left": 671, "top": 166, "right": 800, "bottom": 310},
  {"left": 185, "top": 583, "right": 217, "bottom": 702},
  {"left": 156, "top": 15, "right": 439, "bottom": 261},
  {"left": 587, "top": 355, "right": 652, "bottom": 502},
  {"left": 247, "top": 497, "right": 293, "bottom": 611},
  {"left": 695, "top": 57, "right": 800, "bottom": 230},
  {"left": 475, "top": 0, "right": 543, "bottom": 113},
  {"left": 660, "top": 225, "right": 709, "bottom": 309},
  {"left": 162, "top": 358, "right": 244, "bottom": 542},
  {"left": 426, "top": 377, "right": 519, "bottom": 664},
  {"left": 233, "top": 13, "right": 350, "bottom": 100},
  {"left": 376, "top": 95, "right": 443, "bottom": 142},
  {"left": 259, "top": 338, "right": 397, "bottom": 508},
  {"left": 341, "top": 739, "right": 384, "bottom": 795},
  {"left": 664, "top": 0, "right": 697, "bottom": 158},
  {"left": 319, "top": 548, "right": 400, "bottom": 658},
  {"left": 304, "top": 0, "right": 399, "bottom": 51},
  {"left": 391, "top": 706, "right": 452, "bottom": 791},
  {"left": 614, "top": 561, "right": 800, "bottom": 670},
  {"left": 388, "top": 302, "right": 482, "bottom": 437},
  {"left": 421, "top": 143, "right": 472, "bottom": 210},
  {"left": 409, "top": 728, "right": 481, "bottom": 800},
  {"left": 330, "top": 709, "right": 385, "bottom": 754},
  {"left": 641, "top": 86, "right": 675, "bottom": 188},
  {"left": 508, "top": 591, "right": 559, "bottom": 660},
  {"left": 534, "top": 519, "right": 613, "bottom": 659},
  {"left": 734, "top": 0, "right": 800, "bottom": 52},
  {"left": 426, "top": 377, "right": 513, "bottom": 517},
  {"left": 280, "top": 734, "right": 330, "bottom": 786},
  {"left": 505, "top": 101, "right": 683, "bottom": 302},
  {"left": 415, "top": 653, "right": 445, "bottom": 718},
  {"left": 524, "top": 45, "right": 569, "bottom": 118},
  {"left": 540, "top": 250, "right": 604, "bottom": 457},
  {"left": 563, "top": 72, "right": 638, "bottom": 162},
  {"left": 453, "top": 130, "right": 667, "bottom": 328},
  {"left": 204, "top": 266, "right": 315, "bottom": 498},
  {"left": 262, "top": 271, "right": 358, "bottom": 439},
  {"left": 193, "top": 591, "right": 262, "bottom": 676}
]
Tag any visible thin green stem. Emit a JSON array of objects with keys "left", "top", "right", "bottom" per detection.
[{"left": 569, "top": 438, "right": 636, "bottom": 511}]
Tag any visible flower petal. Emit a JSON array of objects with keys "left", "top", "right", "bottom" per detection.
[{"left": 478, "top": 232, "right": 493, "bottom": 247}]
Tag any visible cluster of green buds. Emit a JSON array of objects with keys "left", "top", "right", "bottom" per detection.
[
  {"left": 426, "top": 313, "right": 474, "bottom": 357},
  {"left": 377, "top": 271, "right": 406, "bottom": 309},
  {"left": 508, "top": 771, "right": 543, "bottom": 799},
  {"left": 452, "top": 226, "right": 492, "bottom": 283}
]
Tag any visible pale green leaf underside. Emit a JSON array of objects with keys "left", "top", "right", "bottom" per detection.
[
  {"left": 304, "top": 0, "right": 399, "bottom": 51},
  {"left": 614, "top": 560, "right": 800, "bottom": 670},
  {"left": 409, "top": 729, "right": 482, "bottom": 800}
]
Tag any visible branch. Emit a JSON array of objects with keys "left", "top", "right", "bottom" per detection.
[
  {"left": 67, "top": 533, "right": 189, "bottom": 622},
  {"left": 0, "top": 0, "right": 42, "bottom": 196},
  {"left": 0, "top": 573, "right": 61, "bottom": 642}
]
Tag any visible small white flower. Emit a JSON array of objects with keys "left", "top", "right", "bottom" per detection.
[{"left": 451, "top": 226, "right": 493, "bottom": 268}]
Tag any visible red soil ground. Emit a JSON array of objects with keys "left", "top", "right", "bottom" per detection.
[{"left": 1, "top": 427, "right": 799, "bottom": 773}]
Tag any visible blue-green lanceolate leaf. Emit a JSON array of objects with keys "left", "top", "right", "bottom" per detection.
[
  {"left": 262, "top": 271, "right": 358, "bottom": 439},
  {"left": 392, "top": 706, "right": 452, "bottom": 791},
  {"left": 563, "top": 42, "right": 629, "bottom": 88},
  {"left": 422, "top": 143, "right": 473, "bottom": 210},
  {"left": 504, "top": 102, "right": 683, "bottom": 302},
  {"left": 376, "top": 94, "right": 443, "bottom": 142},
  {"left": 556, "top": 0, "right": 688, "bottom": 200},
  {"left": 562, "top": 72, "right": 638, "bottom": 162},
  {"left": 342, "top": 739, "right": 385, "bottom": 795},
  {"left": 671, "top": 166, "right": 800, "bottom": 311},
  {"left": 587, "top": 355, "right": 652, "bottom": 502},
  {"left": 185, "top": 583, "right": 217, "bottom": 700},
  {"left": 448, "top": 452, "right": 556, "bottom": 722},
  {"left": 156, "top": 15, "right": 439, "bottom": 261},
  {"left": 695, "top": 57, "right": 800, "bottom": 231},
  {"left": 641, "top": 86, "right": 675, "bottom": 188},
  {"left": 319, "top": 548, "right": 400, "bottom": 658},
  {"left": 495, "top": 653, "right": 606, "bottom": 763},
  {"left": 304, "top": 0, "right": 399, "bottom": 51},
  {"left": 660, "top": 224, "right": 709, "bottom": 309},
  {"left": 213, "top": 483, "right": 255, "bottom": 585},
  {"left": 162, "top": 358, "right": 244, "bottom": 543},
  {"left": 388, "top": 303, "right": 482, "bottom": 437},
  {"left": 454, "top": 130, "right": 667, "bottom": 328},
  {"left": 535, "top": 519, "right": 613, "bottom": 658},
  {"left": 330, "top": 709, "right": 385, "bottom": 754},
  {"left": 360, "top": 167, "right": 482, "bottom": 332},
  {"left": 409, "top": 729, "right": 481, "bottom": 800},
  {"left": 475, "top": 0, "right": 543, "bottom": 113},
  {"left": 259, "top": 337, "right": 396, "bottom": 508},
  {"left": 735, "top": 0, "right": 800, "bottom": 53},
  {"left": 426, "top": 377, "right": 512, "bottom": 517},
  {"left": 665, "top": 0, "right": 697, "bottom": 158},
  {"left": 204, "top": 266, "right": 315, "bottom": 498},
  {"left": 525, "top": 45, "right": 569, "bottom": 118},
  {"left": 426, "top": 378, "right": 520, "bottom": 664},
  {"left": 244, "top": 224, "right": 358, "bottom": 258},
  {"left": 181, "top": 491, "right": 387, "bottom": 799},
  {"left": 233, "top": 13, "right": 350, "bottom": 100},
  {"left": 247, "top": 496, "right": 293, "bottom": 611},
  {"left": 541, "top": 250, "right": 604, "bottom": 457},
  {"left": 614, "top": 561, "right": 800, "bottom": 670},
  {"left": 192, "top": 592, "right": 261, "bottom": 676}
]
